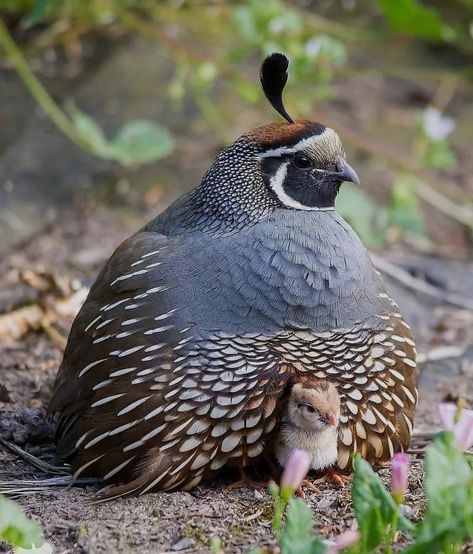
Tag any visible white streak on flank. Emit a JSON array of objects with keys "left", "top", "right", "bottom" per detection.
[
  {"left": 154, "top": 309, "right": 178, "bottom": 321},
  {"left": 121, "top": 318, "right": 144, "bottom": 327},
  {"left": 144, "top": 405, "right": 165, "bottom": 420},
  {"left": 140, "top": 467, "right": 171, "bottom": 495},
  {"left": 117, "top": 395, "right": 153, "bottom": 416},
  {"left": 269, "top": 162, "right": 334, "bottom": 212},
  {"left": 92, "top": 378, "right": 114, "bottom": 390},
  {"left": 73, "top": 454, "right": 105, "bottom": 480},
  {"left": 144, "top": 343, "right": 166, "bottom": 353},
  {"left": 144, "top": 261, "right": 162, "bottom": 269},
  {"left": 84, "top": 431, "right": 111, "bottom": 449},
  {"left": 109, "top": 419, "right": 140, "bottom": 436},
  {"left": 102, "top": 298, "right": 129, "bottom": 312},
  {"left": 131, "top": 377, "right": 148, "bottom": 385},
  {"left": 84, "top": 315, "right": 101, "bottom": 333},
  {"left": 118, "top": 345, "right": 145, "bottom": 358},
  {"left": 110, "top": 269, "right": 148, "bottom": 287},
  {"left": 402, "top": 385, "right": 416, "bottom": 404},
  {"left": 75, "top": 431, "right": 91, "bottom": 448},
  {"left": 130, "top": 259, "right": 145, "bottom": 267},
  {"left": 136, "top": 368, "right": 156, "bottom": 376},
  {"left": 134, "top": 286, "right": 168, "bottom": 299},
  {"left": 165, "top": 417, "right": 193, "bottom": 439},
  {"left": 141, "top": 354, "right": 164, "bottom": 362},
  {"left": 96, "top": 318, "right": 114, "bottom": 330},
  {"left": 109, "top": 367, "right": 136, "bottom": 377},
  {"left": 173, "top": 336, "right": 195, "bottom": 351},
  {"left": 116, "top": 331, "right": 135, "bottom": 339},
  {"left": 144, "top": 325, "right": 174, "bottom": 336},
  {"left": 141, "top": 249, "right": 161, "bottom": 259},
  {"left": 125, "top": 303, "right": 142, "bottom": 310},
  {"left": 403, "top": 413, "right": 413, "bottom": 435},
  {"left": 91, "top": 393, "right": 126, "bottom": 408},
  {"left": 103, "top": 456, "right": 135, "bottom": 480},
  {"left": 79, "top": 358, "right": 107, "bottom": 378},
  {"left": 93, "top": 334, "right": 115, "bottom": 344},
  {"left": 170, "top": 457, "right": 193, "bottom": 476}
]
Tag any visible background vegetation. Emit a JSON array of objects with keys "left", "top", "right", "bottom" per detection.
[{"left": 1, "top": 0, "right": 472, "bottom": 251}]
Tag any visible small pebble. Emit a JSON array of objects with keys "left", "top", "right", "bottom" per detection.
[{"left": 171, "top": 538, "right": 195, "bottom": 551}]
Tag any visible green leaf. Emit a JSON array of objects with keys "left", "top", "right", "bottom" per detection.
[
  {"left": 336, "top": 185, "right": 387, "bottom": 247},
  {"left": 352, "top": 455, "right": 414, "bottom": 552},
  {"left": 411, "top": 431, "right": 473, "bottom": 550},
  {"left": 424, "top": 140, "right": 456, "bottom": 169},
  {"left": 106, "top": 120, "right": 174, "bottom": 166},
  {"left": 280, "top": 498, "right": 327, "bottom": 554},
  {"left": 388, "top": 175, "right": 426, "bottom": 238},
  {"left": 0, "top": 495, "right": 44, "bottom": 549},
  {"left": 66, "top": 103, "right": 174, "bottom": 166},
  {"left": 378, "top": 0, "right": 454, "bottom": 41},
  {"left": 26, "top": 0, "right": 51, "bottom": 25},
  {"left": 66, "top": 101, "right": 107, "bottom": 151}
]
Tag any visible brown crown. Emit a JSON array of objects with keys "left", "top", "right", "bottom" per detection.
[{"left": 246, "top": 120, "right": 326, "bottom": 151}]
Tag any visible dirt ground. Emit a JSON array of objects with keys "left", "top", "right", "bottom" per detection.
[{"left": 0, "top": 205, "right": 472, "bottom": 554}]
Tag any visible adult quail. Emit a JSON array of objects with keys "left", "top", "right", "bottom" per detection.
[{"left": 49, "top": 53, "right": 418, "bottom": 497}]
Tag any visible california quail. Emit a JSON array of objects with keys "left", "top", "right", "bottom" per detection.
[{"left": 49, "top": 53, "right": 417, "bottom": 497}]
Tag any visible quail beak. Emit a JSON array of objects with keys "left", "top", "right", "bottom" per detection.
[
  {"left": 336, "top": 158, "right": 360, "bottom": 185},
  {"left": 325, "top": 412, "right": 338, "bottom": 426}
]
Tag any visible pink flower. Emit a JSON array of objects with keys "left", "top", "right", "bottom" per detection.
[
  {"left": 280, "top": 449, "right": 311, "bottom": 492},
  {"left": 326, "top": 530, "right": 360, "bottom": 553},
  {"left": 438, "top": 403, "right": 473, "bottom": 451},
  {"left": 391, "top": 453, "right": 410, "bottom": 503}
]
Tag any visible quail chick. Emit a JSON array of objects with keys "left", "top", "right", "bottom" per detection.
[{"left": 276, "top": 380, "right": 348, "bottom": 494}]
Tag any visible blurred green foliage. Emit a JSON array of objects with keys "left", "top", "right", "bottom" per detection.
[
  {"left": 0, "top": 494, "right": 44, "bottom": 549},
  {"left": 378, "top": 0, "right": 454, "bottom": 41},
  {"left": 66, "top": 102, "right": 174, "bottom": 165},
  {"left": 0, "top": 0, "right": 471, "bottom": 243}
]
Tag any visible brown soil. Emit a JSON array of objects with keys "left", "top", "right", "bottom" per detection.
[{"left": 0, "top": 205, "right": 472, "bottom": 554}]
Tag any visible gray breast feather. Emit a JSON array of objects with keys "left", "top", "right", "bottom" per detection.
[{"left": 161, "top": 210, "right": 390, "bottom": 335}]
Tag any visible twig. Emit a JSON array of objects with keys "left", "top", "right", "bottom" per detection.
[
  {"left": 370, "top": 252, "right": 473, "bottom": 311},
  {"left": 0, "top": 476, "right": 99, "bottom": 496},
  {"left": 416, "top": 346, "right": 467, "bottom": 365},
  {"left": 412, "top": 430, "right": 438, "bottom": 440},
  {"left": 41, "top": 319, "right": 68, "bottom": 350},
  {"left": 0, "top": 15, "right": 96, "bottom": 155},
  {"left": 0, "top": 438, "right": 69, "bottom": 475}
]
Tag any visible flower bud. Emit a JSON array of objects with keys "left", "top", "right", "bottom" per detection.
[
  {"left": 438, "top": 402, "right": 473, "bottom": 451},
  {"left": 326, "top": 530, "right": 360, "bottom": 553},
  {"left": 280, "top": 449, "right": 311, "bottom": 493},
  {"left": 391, "top": 452, "right": 409, "bottom": 504}
]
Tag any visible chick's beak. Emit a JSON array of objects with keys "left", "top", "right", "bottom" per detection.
[
  {"left": 336, "top": 158, "right": 360, "bottom": 185},
  {"left": 325, "top": 412, "right": 337, "bottom": 426}
]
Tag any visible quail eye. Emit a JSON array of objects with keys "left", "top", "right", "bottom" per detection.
[
  {"left": 304, "top": 405, "right": 316, "bottom": 414},
  {"left": 293, "top": 153, "right": 312, "bottom": 170}
]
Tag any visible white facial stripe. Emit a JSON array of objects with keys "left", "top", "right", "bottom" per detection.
[
  {"left": 259, "top": 128, "right": 341, "bottom": 159},
  {"left": 269, "top": 161, "right": 334, "bottom": 212}
]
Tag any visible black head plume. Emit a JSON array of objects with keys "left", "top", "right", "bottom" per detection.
[{"left": 260, "top": 52, "right": 294, "bottom": 124}]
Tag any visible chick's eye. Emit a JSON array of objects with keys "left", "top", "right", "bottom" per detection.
[
  {"left": 304, "top": 405, "right": 316, "bottom": 414},
  {"left": 293, "top": 153, "right": 312, "bottom": 170}
]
